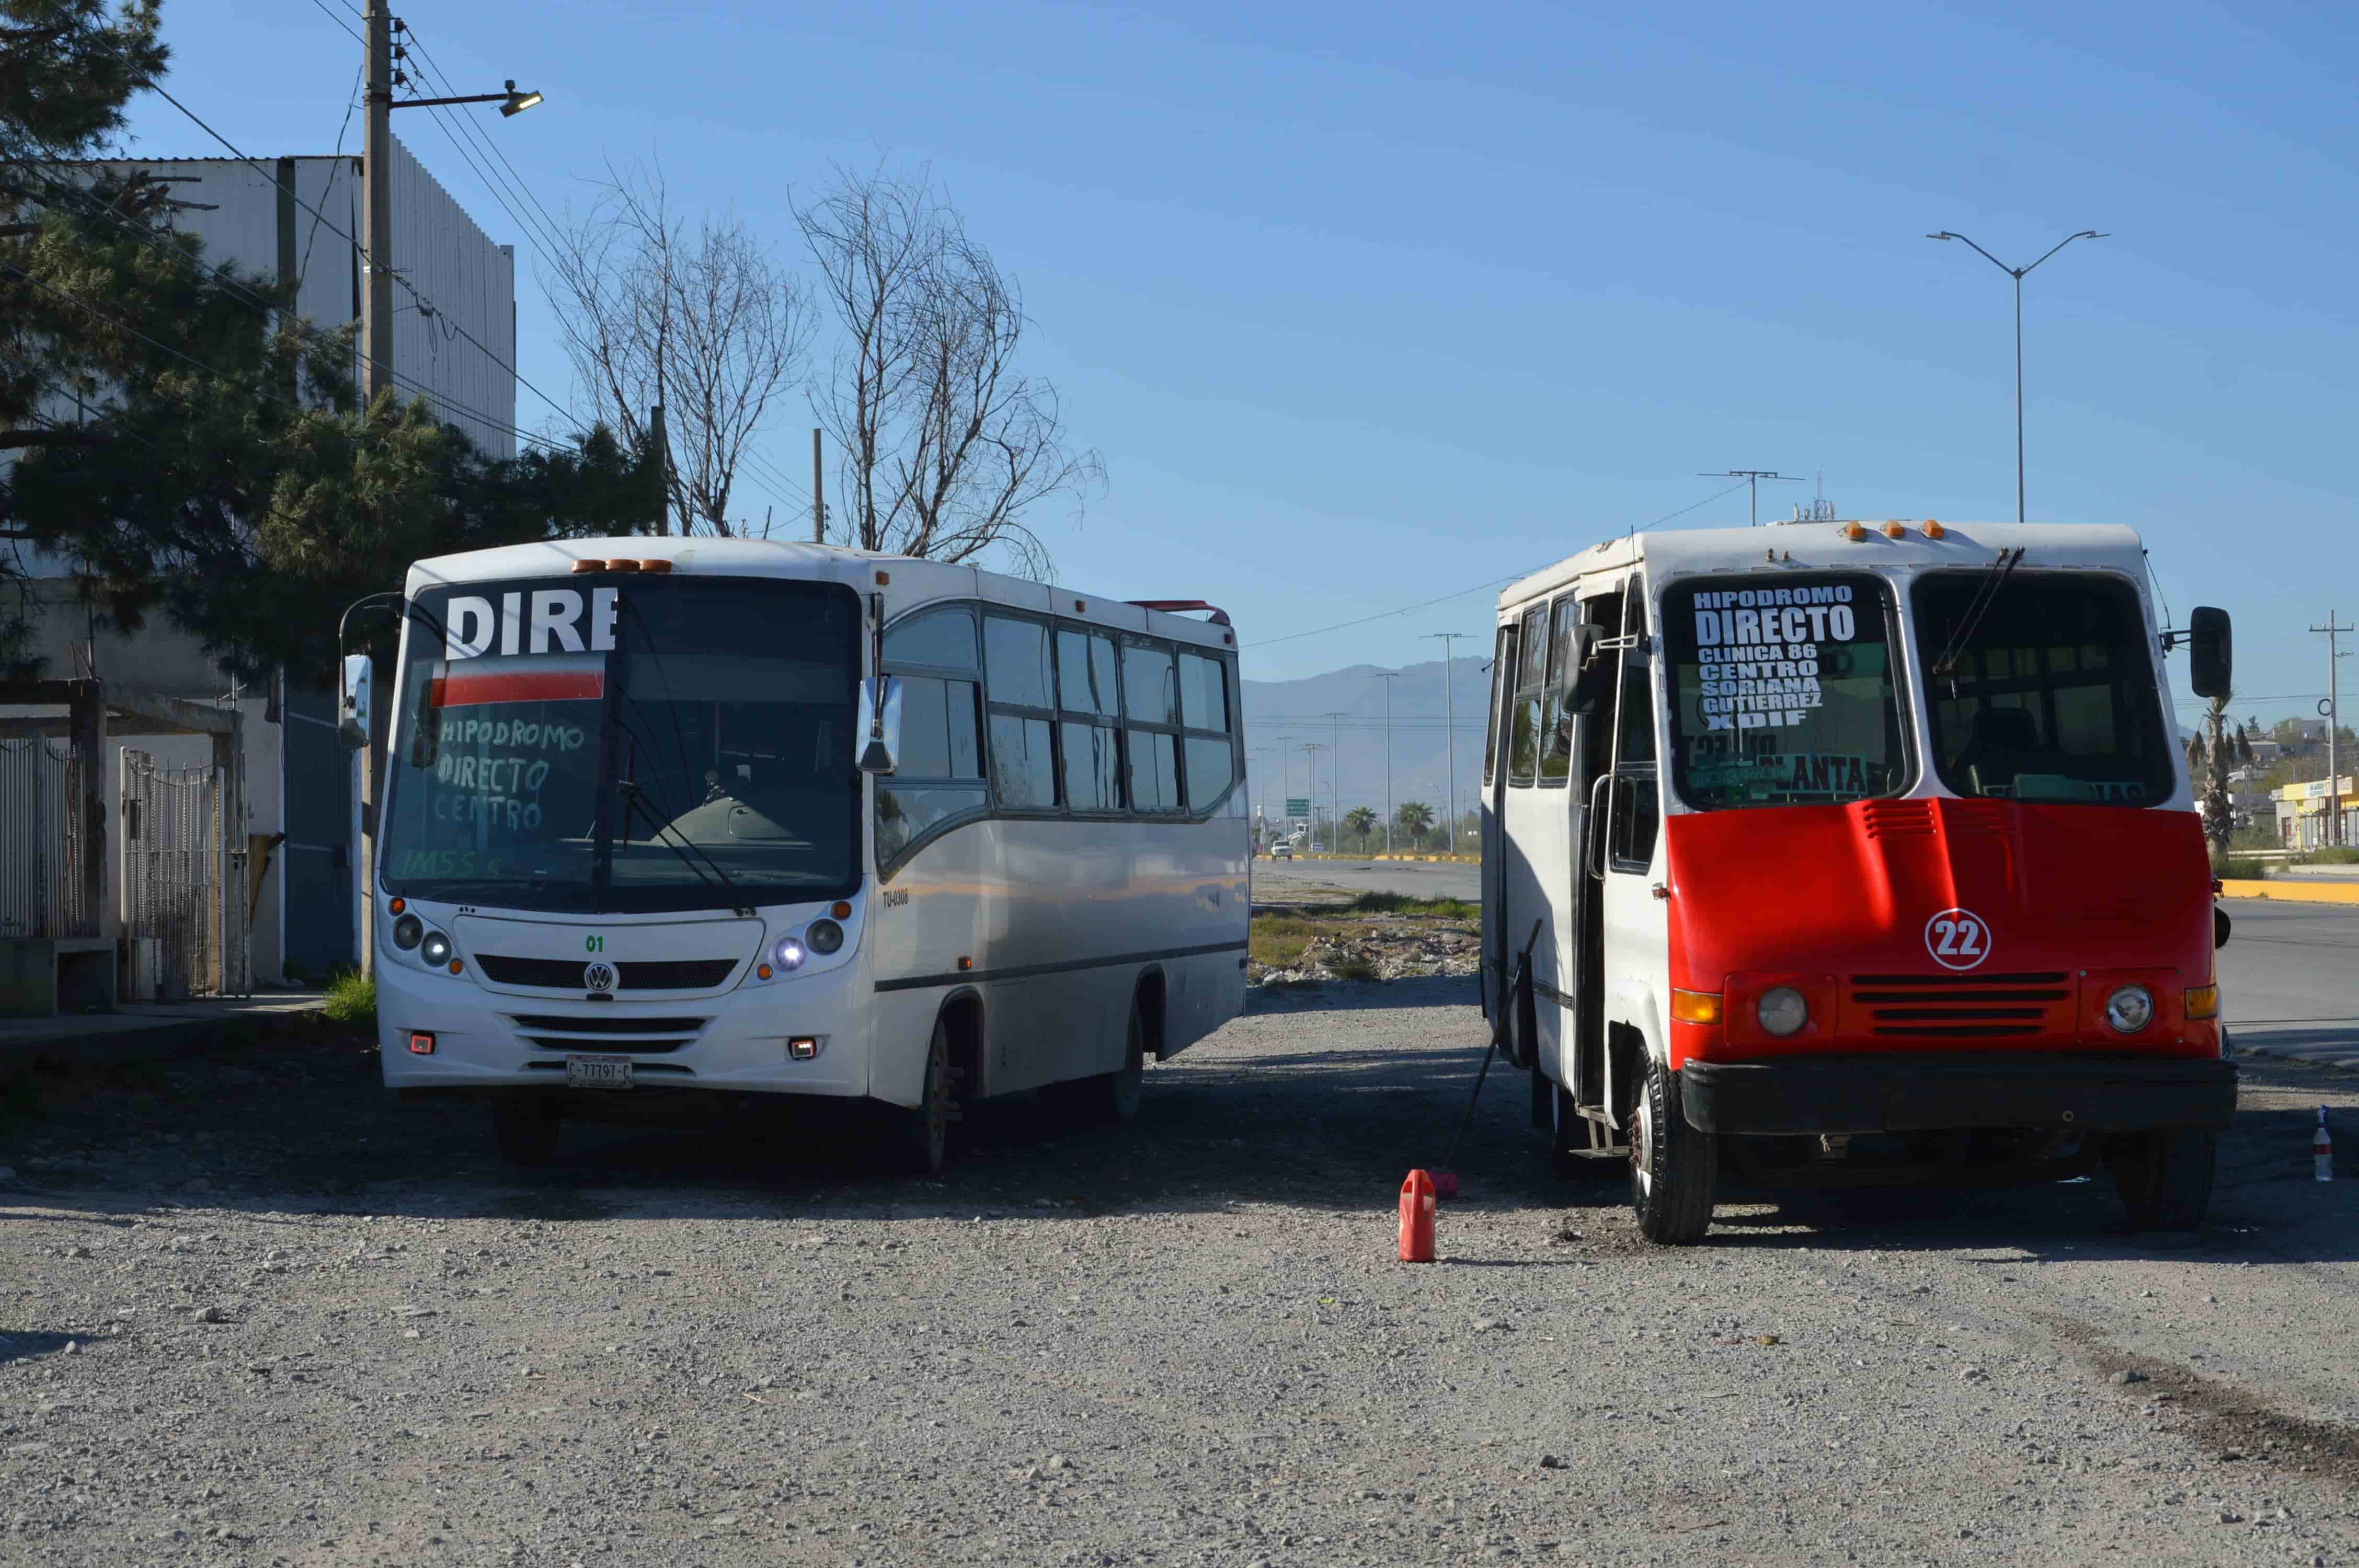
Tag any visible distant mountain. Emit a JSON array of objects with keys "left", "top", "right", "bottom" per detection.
[{"left": 1240, "top": 656, "right": 1492, "bottom": 832}]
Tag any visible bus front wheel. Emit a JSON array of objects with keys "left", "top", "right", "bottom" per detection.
[
  {"left": 1629, "top": 1056, "right": 1716, "bottom": 1244},
  {"left": 889, "top": 1018, "right": 954, "bottom": 1177},
  {"left": 2110, "top": 1128, "right": 2215, "bottom": 1231}
]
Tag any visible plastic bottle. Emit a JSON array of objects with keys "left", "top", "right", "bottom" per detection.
[
  {"left": 2317, "top": 1107, "right": 2334, "bottom": 1184},
  {"left": 1398, "top": 1169, "right": 1436, "bottom": 1262}
]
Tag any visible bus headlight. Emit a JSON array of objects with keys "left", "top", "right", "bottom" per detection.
[
  {"left": 1756, "top": 986, "right": 1808, "bottom": 1036},
  {"left": 2104, "top": 983, "right": 2155, "bottom": 1034},
  {"left": 393, "top": 914, "right": 424, "bottom": 950},
  {"left": 772, "top": 936, "right": 806, "bottom": 973},
  {"left": 805, "top": 918, "right": 844, "bottom": 955},
  {"left": 419, "top": 930, "right": 453, "bottom": 969}
]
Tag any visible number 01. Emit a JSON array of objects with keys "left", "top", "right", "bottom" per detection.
[{"left": 585, "top": 935, "right": 604, "bottom": 953}]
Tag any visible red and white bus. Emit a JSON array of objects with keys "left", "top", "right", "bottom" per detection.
[{"left": 1480, "top": 520, "right": 2235, "bottom": 1243}]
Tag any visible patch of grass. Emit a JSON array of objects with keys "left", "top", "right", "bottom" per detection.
[
  {"left": 1330, "top": 954, "right": 1378, "bottom": 982},
  {"left": 1250, "top": 913, "right": 1349, "bottom": 969},
  {"left": 2213, "top": 855, "right": 2272, "bottom": 882},
  {"left": 1342, "top": 892, "right": 1481, "bottom": 920},
  {"left": 321, "top": 969, "right": 376, "bottom": 1029},
  {"left": 2299, "top": 846, "right": 2359, "bottom": 865}
]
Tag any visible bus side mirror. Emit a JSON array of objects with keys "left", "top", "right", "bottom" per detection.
[
  {"left": 1566, "top": 627, "right": 1610, "bottom": 715},
  {"left": 2189, "top": 606, "right": 2232, "bottom": 699},
  {"left": 856, "top": 677, "right": 904, "bottom": 775},
  {"left": 339, "top": 654, "right": 373, "bottom": 751}
]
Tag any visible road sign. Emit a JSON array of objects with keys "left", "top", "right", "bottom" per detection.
[{"left": 1286, "top": 797, "right": 1310, "bottom": 818}]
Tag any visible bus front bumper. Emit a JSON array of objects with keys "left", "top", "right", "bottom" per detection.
[{"left": 1679, "top": 1053, "right": 2237, "bottom": 1137}]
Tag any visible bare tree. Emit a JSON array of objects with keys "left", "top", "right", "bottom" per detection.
[
  {"left": 544, "top": 160, "right": 811, "bottom": 535},
  {"left": 796, "top": 165, "right": 1102, "bottom": 576}
]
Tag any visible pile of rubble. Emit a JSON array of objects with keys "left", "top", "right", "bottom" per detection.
[{"left": 1253, "top": 921, "right": 1480, "bottom": 985}]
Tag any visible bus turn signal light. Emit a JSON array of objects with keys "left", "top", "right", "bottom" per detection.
[
  {"left": 788, "top": 1036, "right": 819, "bottom": 1060},
  {"left": 2185, "top": 984, "right": 2219, "bottom": 1020},
  {"left": 408, "top": 1031, "right": 436, "bottom": 1055},
  {"left": 1670, "top": 988, "right": 1724, "bottom": 1025}
]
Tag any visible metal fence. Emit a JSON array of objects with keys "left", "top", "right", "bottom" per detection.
[
  {"left": 120, "top": 748, "right": 247, "bottom": 999},
  {"left": 0, "top": 736, "right": 94, "bottom": 939}
]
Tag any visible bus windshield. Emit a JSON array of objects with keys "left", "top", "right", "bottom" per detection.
[
  {"left": 1912, "top": 570, "right": 2171, "bottom": 805},
  {"left": 1662, "top": 572, "right": 1913, "bottom": 810},
  {"left": 380, "top": 575, "right": 862, "bottom": 913}
]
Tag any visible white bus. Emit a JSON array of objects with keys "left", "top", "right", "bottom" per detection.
[{"left": 360, "top": 538, "right": 1251, "bottom": 1172}]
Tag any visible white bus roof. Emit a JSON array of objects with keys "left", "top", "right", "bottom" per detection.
[
  {"left": 404, "top": 537, "right": 1238, "bottom": 651},
  {"left": 1496, "top": 521, "right": 2150, "bottom": 614}
]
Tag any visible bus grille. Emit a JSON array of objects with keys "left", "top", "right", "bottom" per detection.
[
  {"left": 508, "top": 1014, "right": 710, "bottom": 1055},
  {"left": 1849, "top": 972, "right": 2072, "bottom": 1039},
  {"left": 475, "top": 955, "right": 741, "bottom": 990}
]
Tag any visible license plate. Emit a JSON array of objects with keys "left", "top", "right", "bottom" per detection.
[{"left": 565, "top": 1054, "right": 634, "bottom": 1090}]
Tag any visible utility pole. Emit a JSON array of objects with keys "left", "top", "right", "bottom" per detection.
[
  {"left": 1426, "top": 633, "right": 1470, "bottom": 854},
  {"left": 360, "top": 0, "right": 393, "bottom": 405},
  {"left": 648, "top": 403, "right": 667, "bottom": 534},
  {"left": 1302, "top": 743, "right": 1325, "bottom": 852},
  {"left": 1698, "top": 470, "right": 1801, "bottom": 528},
  {"left": 1323, "top": 711, "right": 1346, "bottom": 850},
  {"left": 811, "top": 428, "right": 826, "bottom": 543},
  {"left": 2315, "top": 614, "right": 2353, "bottom": 847},
  {"left": 1250, "top": 746, "right": 1274, "bottom": 846},
  {"left": 1273, "top": 737, "right": 1295, "bottom": 842},
  {"left": 1376, "top": 672, "right": 1401, "bottom": 853}
]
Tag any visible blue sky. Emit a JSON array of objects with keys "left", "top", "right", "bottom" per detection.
[{"left": 129, "top": 1, "right": 2359, "bottom": 722}]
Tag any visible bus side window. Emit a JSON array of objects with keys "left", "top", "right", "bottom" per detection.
[
  {"left": 1123, "top": 639, "right": 1184, "bottom": 813},
  {"left": 1178, "top": 651, "right": 1236, "bottom": 813},
  {"left": 1538, "top": 596, "right": 1579, "bottom": 786},
  {"left": 983, "top": 614, "right": 1059, "bottom": 812},
  {"left": 1508, "top": 603, "right": 1547, "bottom": 786},
  {"left": 1058, "top": 627, "right": 1124, "bottom": 813},
  {"left": 1607, "top": 774, "right": 1659, "bottom": 872},
  {"left": 1483, "top": 624, "right": 1513, "bottom": 789},
  {"left": 878, "top": 602, "right": 988, "bottom": 872}
]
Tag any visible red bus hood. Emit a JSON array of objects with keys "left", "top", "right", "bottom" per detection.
[{"left": 1663, "top": 797, "right": 2217, "bottom": 1064}]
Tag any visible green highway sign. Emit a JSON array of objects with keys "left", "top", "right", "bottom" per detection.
[{"left": 1285, "top": 797, "right": 1311, "bottom": 817}]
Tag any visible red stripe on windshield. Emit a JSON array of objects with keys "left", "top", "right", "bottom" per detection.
[{"left": 429, "top": 666, "right": 605, "bottom": 708}]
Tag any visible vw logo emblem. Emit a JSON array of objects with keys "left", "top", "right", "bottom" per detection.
[{"left": 582, "top": 961, "right": 618, "bottom": 993}]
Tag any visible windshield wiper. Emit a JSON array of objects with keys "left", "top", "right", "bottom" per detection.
[
  {"left": 614, "top": 780, "right": 756, "bottom": 917},
  {"left": 1930, "top": 546, "right": 2025, "bottom": 681}
]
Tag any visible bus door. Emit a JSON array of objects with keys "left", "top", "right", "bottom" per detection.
[
  {"left": 1581, "top": 580, "right": 1663, "bottom": 1120},
  {"left": 1567, "top": 586, "right": 1624, "bottom": 1113}
]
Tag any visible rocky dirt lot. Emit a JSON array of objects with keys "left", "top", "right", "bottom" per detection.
[{"left": 3, "top": 984, "right": 2357, "bottom": 1568}]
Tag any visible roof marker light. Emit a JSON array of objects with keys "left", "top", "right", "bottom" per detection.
[
  {"left": 1841, "top": 522, "right": 1868, "bottom": 541},
  {"left": 1883, "top": 521, "right": 1907, "bottom": 539},
  {"left": 1923, "top": 520, "right": 1946, "bottom": 540},
  {"left": 638, "top": 559, "right": 671, "bottom": 573},
  {"left": 570, "top": 559, "right": 605, "bottom": 573}
]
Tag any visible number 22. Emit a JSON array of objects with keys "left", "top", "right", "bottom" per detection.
[{"left": 1932, "top": 918, "right": 1982, "bottom": 958}]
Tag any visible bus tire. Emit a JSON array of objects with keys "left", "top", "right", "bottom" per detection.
[
  {"left": 1064, "top": 1000, "right": 1148, "bottom": 1128},
  {"left": 1629, "top": 1056, "right": 1716, "bottom": 1244},
  {"left": 2110, "top": 1127, "right": 2215, "bottom": 1231},
  {"left": 490, "top": 1094, "right": 560, "bottom": 1167},
  {"left": 890, "top": 1018, "right": 954, "bottom": 1177}
]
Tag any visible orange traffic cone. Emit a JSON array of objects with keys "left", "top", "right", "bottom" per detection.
[{"left": 1398, "top": 1169, "right": 1436, "bottom": 1262}]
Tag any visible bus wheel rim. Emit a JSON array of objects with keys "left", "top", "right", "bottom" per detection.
[{"left": 1633, "top": 1091, "right": 1654, "bottom": 1194}]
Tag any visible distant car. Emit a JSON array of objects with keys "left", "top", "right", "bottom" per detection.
[{"left": 1271, "top": 842, "right": 1294, "bottom": 859}]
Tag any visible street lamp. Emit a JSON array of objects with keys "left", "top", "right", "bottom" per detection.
[
  {"left": 1926, "top": 229, "right": 2108, "bottom": 524},
  {"left": 392, "top": 78, "right": 545, "bottom": 116}
]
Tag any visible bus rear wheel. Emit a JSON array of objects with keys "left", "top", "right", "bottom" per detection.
[
  {"left": 490, "top": 1094, "right": 561, "bottom": 1167},
  {"left": 2110, "top": 1127, "right": 2215, "bottom": 1231},
  {"left": 1629, "top": 1055, "right": 1716, "bottom": 1244},
  {"left": 1060, "top": 1000, "right": 1147, "bottom": 1128}
]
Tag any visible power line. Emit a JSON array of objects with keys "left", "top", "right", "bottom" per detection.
[
  {"left": 1245, "top": 479, "right": 1759, "bottom": 651},
  {"left": 299, "top": 0, "right": 362, "bottom": 42}
]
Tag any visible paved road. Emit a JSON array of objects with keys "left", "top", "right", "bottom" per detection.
[
  {"left": 5, "top": 986, "right": 2358, "bottom": 1566},
  {"left": 1255, "top": 856, "right": 1481, "bottom": 905},
  {"left": 2220, "top": 897, "right": 2359, "bottom": 1068}
]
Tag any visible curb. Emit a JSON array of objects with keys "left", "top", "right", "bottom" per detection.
[{"left": 2218, "top": 880, "right": 2359, "bottom": 905}]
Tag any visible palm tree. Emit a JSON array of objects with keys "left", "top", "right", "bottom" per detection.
[
  {"left": 1343, "top": 805, "right": 1378, "bottom": 851},
  {"left": 1395, "top": 800, "right": 1435, "bottom": 849}
]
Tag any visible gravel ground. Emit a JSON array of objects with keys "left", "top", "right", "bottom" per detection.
[{"left": 4, "top": 984, "right": 2358, "bottom": 1567}]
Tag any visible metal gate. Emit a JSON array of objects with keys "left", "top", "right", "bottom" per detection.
[
  {"left": 0, "top": 737, "right": 94, "bottom": 939},
  {"left": 121, "top": 748, "right": 247, "bottom": 999}
]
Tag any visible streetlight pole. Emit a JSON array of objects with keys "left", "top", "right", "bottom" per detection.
[
  {"left": 1426, "top": 633, "right": 1471, "bottom": 853},
  {"left": 1926, "top": 229, "right": 2107, "bottom": 523},
  {"left": 1376, "top": 672, "right": 1401, "bottom": 854},
  {"left": 1301, "top": 743, "right": 1326, "bottom": 852},
  {"left": 1323, "top": 710, "right": 1346, "bottom": 850}
]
